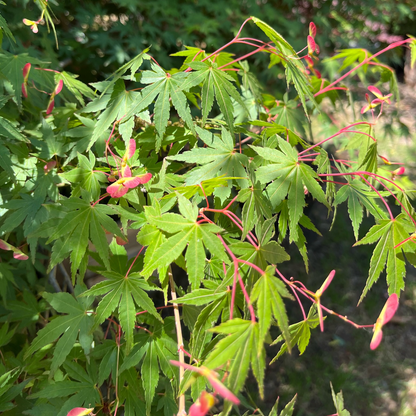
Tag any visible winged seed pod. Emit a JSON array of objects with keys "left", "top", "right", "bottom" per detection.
[
  {"left": 66, "top": 407, "right": 95, "bottom": 416},
  {"left": 370, "top": 294, "right": 399, "bottom": 350}
]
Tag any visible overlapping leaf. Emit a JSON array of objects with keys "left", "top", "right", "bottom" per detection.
[
  {"left": 24, "top": 290, "right": 94, "bottom": 375},
  {"left": 355, "top": 214, "right": 412, "bottom": 302},
  {"left": 252, "top": 136, "right": 328, "bottom": 241},
  {"left": 169, "top": 126, "right": 248, "bottom": 187}
]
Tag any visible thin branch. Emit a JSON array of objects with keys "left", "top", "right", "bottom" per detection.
[{"left": 169, "top": 267, "right": 186, "bottom": 416}]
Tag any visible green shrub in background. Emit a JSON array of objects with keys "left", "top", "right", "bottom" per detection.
[
  {"left": 1, "top": 0, "right": 415, "bottom": 84},
  {"left": 1, "top": 2, "right": 416, "bottom": 415}
]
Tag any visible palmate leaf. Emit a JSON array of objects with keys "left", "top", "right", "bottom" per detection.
[
  {"left": 24, "top": 291, "right": 94, "bottom": 375},
  {"left": 355, "top": 213, "right": 412, "bottom": 302},
  {"left": 0, "top": 193, "right": 44, "bottom": 235},
  {"left": 55, "top": 71, "right": 96, "bottom": 106},
  {"left": 251, "top": 266, "right": 293, "bottom": 350},
  {"left": 334, "top": 179, "right": 387, "bottom": 240},
  {"left": 82, "top": 271, "right": 162, "bottom": 353},
  {"left": 180, "top": 61, "right": 247, "bottom": 135},
  {"left": 270, "top": 306, "right": 320, "bottom": 363},
  {"left": 87, "top": 79, "right": 141, "bottom": 147},
  {"left": 252, "top": 137, "right": 328, "bottom": 242},
  {"left": 168, "top": 126, "right": 248, "bottom": 187},
  {"left": 203, "top": 319, "right": 265, "bottom": 400},
  {"left": 116, "top": 63, "right": 196, "bottom": 150},
  {"left": 60, "top": 152, "right": 107, "bottom": 200},
  {"left": 119, "top": 323, "right": 177, "bottom": 415},
  {"left": 0, "top": 52, "right": 44, "bottom": 108},
  {"left": 28, "top": 362, "right": 100, "bottom": 416},
  {"left": 251, "top": 17, "right": 318, "bottom": 114},
  {"left": 141, "top": 218, "right": 227, "bottom": 288},
  {"left": 43, "top": 196, "right": 124, "bottom": 280}
]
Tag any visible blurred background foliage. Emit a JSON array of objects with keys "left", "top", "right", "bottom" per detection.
[{"left": 1, "top": 0, "right": 415, "bottom": 86}]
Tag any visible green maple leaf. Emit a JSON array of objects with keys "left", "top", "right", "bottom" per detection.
[
  {"left": 119, "top": 62, "right": 197, "bottom": 150},
  {"left": 168, "top": 126, "right": 248, "bottom": 187},
  {"left": 60, "top": 151, "right": 107, "bottom": 200},
  {"left": 65, "top": 114, "right": 109, "bottom": 164},
  {"left": 203, "top": 319, "right": 265, "bottom": 399},
  {"left": 31, "top": 118, "right": 68, "bottom": 159},
  {"left": 251, "top": 17, "right": 318, "bottom": 115},
  {"left": 118, "top": 320, "right": 177, "bottom": 415},
  {"left": 55, "top": 71, "right": 96, "bottom": 106},
  {"left": 24, "top": 289, "right": 94, "bottom": 375},
  {"left": 334, "top": 179, "right": 388, "bottom": 240},
  {"left": 270, "top": 306, "right": 320, "bottom": 362},
  {"left": 0, "top": 52, "right": 44, "bottom": 108},
  {"left": 88, "top": 79, "right": 141, "bottom": 148},
  {"left": 82, "top": 270, "right": 162, "bottom": 353},
  {"left": 140, "top": 196, "right": 228, "bottom": 288},
  {"left": 28, "top": 360, "right": 100, "bottom": 416},
  {"left": 179, "top": 60, "right": 247, "bottom": 135},
  {"left": 355, "top": 214, "right": 412, "bottom": 302},
  {"left": 44, "top": 195, "right": 124, "bottom": 279},
  {"left": 0, "top": 193, "right": 44, "bottom": 235},
  {"left": 252, "top": 136, "right": 328, "bottom": 242},
  {"left": 251, "top": 265, "right": 293, "bottom": 350},
  {"left": 330, "top": 383, "right": 351, "bottom": 416},
  {"left": 237, "top": 178, "right": 272, "bottom": 239},
  {"left": 100, "top": 48, "right": 150, "bottom": 94}
]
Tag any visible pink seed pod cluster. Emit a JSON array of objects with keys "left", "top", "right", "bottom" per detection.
[{"left": 107, "top": 139, "right": 153, "bottom": 198}]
